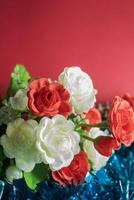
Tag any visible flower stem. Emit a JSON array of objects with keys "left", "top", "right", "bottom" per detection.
[
  {"left": 81, "top": 135, "right": 95, "bottom": 142},
  {"left": 81, "top": 121, "right": 108, "bottom": 129}
]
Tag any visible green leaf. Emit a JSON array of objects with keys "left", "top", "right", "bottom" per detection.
[
  {"left": 0, "top": 146, "right": 5, "bottom": 176},
  {"left": 7, "top": 65, "right": 30, "bottom": 97},
  {"left": 24, "top": 163, "right": 49, "bottom": 190},
  {"left": 0, "top": 146, "right": 5, "bottom": 161},
  {"left": 0, "top": 161, "right": 3, "bottom": 175},
  {"left": 77, "top": 129, "right": 87, "bottom": 136}
]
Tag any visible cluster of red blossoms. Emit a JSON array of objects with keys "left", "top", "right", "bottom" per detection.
[
  {"left": 27, "top": 78, "right": 134, "bottom": 185},
  {"left": 95, "top": 94, "right": 134, "bottom": 157}
]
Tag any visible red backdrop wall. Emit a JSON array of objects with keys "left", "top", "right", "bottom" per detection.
[{"left": 0, "top": 0, "right": 134, "bottom": 102}]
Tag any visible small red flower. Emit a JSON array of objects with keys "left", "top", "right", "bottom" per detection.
[
  {"left": 85, "top": 108, "right": 102, "bottom": 131},
  {"left": 94, "top": 136, "right": 119, "bottom": 157},
  {"left": 52, "top": 151, "right": 90, "bottom": 186},
  {"left": 109, "top": 96, "right": 134, "bottom": 147},
  {"left": 21, "top": 113, "right": 29, "bottom": 121},
  {"left": 27, "top": 78, "right": 72, "bottom": 117}
]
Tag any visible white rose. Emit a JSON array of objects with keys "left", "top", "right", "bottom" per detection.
[
  {"left": 83, "top": 128, "right": 109, "bottom": 171},
  {"left": 6, "top": 165, "right": 23, "bottom": 183},
  {"left": 36, "top": 115, "right": 80, "bottom": 171},
  {"left": 59, "top": 66, "right": 97, "bottom": 113},
  {"left": 0, "top": 118, "right": 41, "bottom": 172},
  {"left": 9, "top": 89, "right": 28, "bottom": 111}
]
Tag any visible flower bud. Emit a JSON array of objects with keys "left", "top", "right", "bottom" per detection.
[
  {"left": 9, "top": 89, "right": 28, "bottom": 111},
  {"left": 94, "top": 136, "right": 119, "bottom": 157},
  {"left": 6, "top": 165, "right": 23, "bottom": 183}
]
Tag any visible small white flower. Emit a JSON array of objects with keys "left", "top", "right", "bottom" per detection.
[
  {"left": 0, "top": 118, "right": 41, "bottom": 172},
  {"left": 83, "top": 128, "right": 109, "bottom": 171},
  {"left": 6, "top": 165, "right": 23, "bottom": 183},
  {"left": 59, "top": 66, "right": 97, "bottom": 113},
  {"left": 9, "top": 89, "right": 28, "bottom": 111},
  {"left": 36, "top": 115, "right": 80, "bottom": 171}
]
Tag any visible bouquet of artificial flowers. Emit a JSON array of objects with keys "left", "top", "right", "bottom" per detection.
[{"left": 0, "top": 65, "right": 134, "bottom": 191}]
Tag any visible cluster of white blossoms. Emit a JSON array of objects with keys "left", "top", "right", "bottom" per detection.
[
  {"left": 0, "top": 115, "right": 80, "bottom": 173},
  {"left": 0, "top": 118, "right": 41, "bottom": 172},
  {"left": 36, "top": 115, "right": 80, "bottom": 171},
  {"left": 0, "top": 66, "right": 100, "bottom": 182},
  {"left": 59, "top": 67, "right": 97, "bottom": 113}
]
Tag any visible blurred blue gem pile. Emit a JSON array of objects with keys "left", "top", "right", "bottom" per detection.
[{"left": 0, "top": 144, "right": 134, "bottom": 200}]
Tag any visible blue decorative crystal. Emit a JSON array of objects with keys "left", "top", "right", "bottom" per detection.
[{"left": 1, "top": 144, "right": 134, "bottom": 199}]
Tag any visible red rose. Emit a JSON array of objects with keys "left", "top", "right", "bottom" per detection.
[
  {"left": 28, "top": 78, "right": 72, "bottom": 117},
  {"left": 85, "top": 108, "right": 102, "bottom": 131},
  {"left": 52, "top": 151, "right": 90, "bottom": 186},
  {"left": 123, "top": 93, "right": 134, "bottom": 110},
  {"left": 109, "top": 96, "right": 134, "bottom": 147}
]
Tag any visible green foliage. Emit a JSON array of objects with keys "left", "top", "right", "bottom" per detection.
[
  {"left": 0, "top": 124, "right": 7, "bottom": 137},
  {"left": 24, "top": 163, "right": 49, "bottom": 190},
  {"left": 77, "top": 129, "right": 87, "bottom": 136},
  {"left": 7, "top": 65, "right": 30, "bottom": 97},
  {"left": 0, "top": 146, "right": 5, "bottom": 161},
  {"left": 0, "top": 146, "right": 5, "bottom": 175},
  {"left": 0, "top": 106, "right": 21, "bottom": 125}
]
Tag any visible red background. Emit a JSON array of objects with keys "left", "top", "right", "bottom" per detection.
[{"left": 0, "top": 0, "right": 134, "bottom": 102}]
